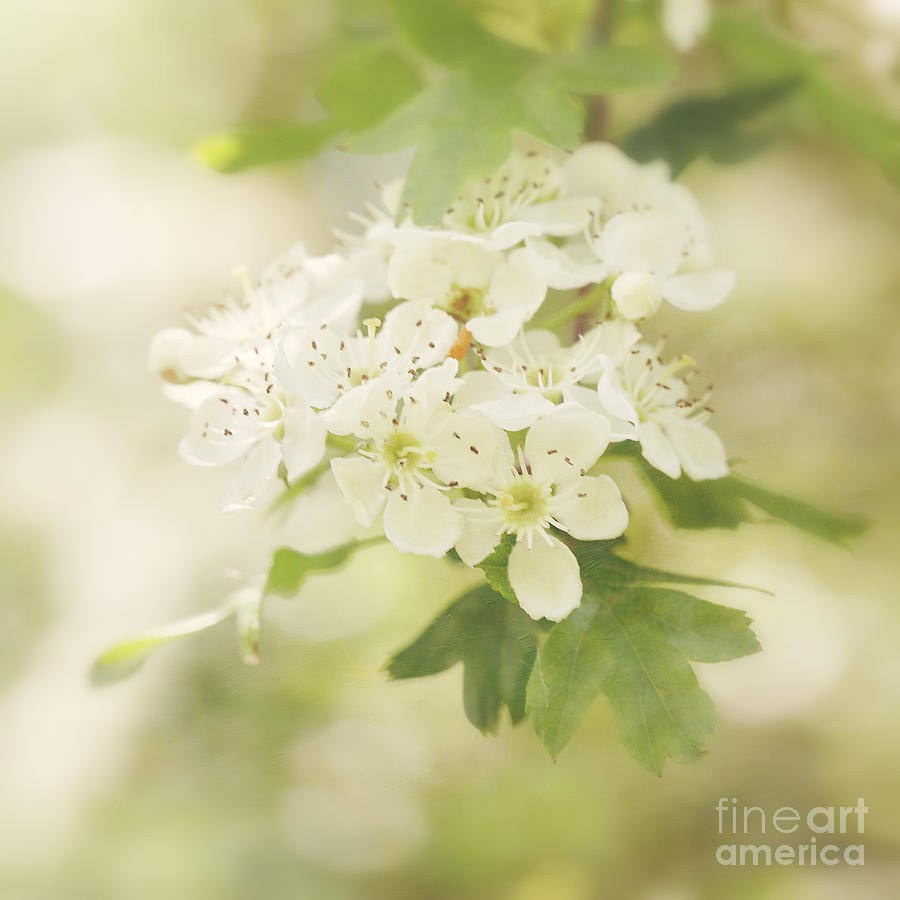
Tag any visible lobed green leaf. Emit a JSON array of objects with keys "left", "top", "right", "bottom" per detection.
[
  {"left": 527, "top": 584, "right": 758, "bottom": 770},
  {"left": 623, "top": 80, "right": 798, "bottom": 174},
  {"left": 551, "top": 44, "right": 676, "bottom": 93},
  {"left": 317, "top": 44, "right": 423, "bottom": 133},
  {"left": 613, "top": 441, "right": 865, "bottom": 543},
  {"left": 387, "top": 585, "right": 537, "bottom": 733}
]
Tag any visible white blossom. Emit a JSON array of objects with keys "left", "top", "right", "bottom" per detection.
[
  {"left": 279, "top": 300, "right": 459, "bottom": 433},
  {"left": 387, "top": 237, "right": 549, "bottom": 346},
  {"left": 149, "top": 244, "right": 365, "bottom": 404},
  {"left": 394, "top": 141, "right": 596, "bottom": 253},
  {"left": 454, "top": 406, "right": 628, "bottom": 621},
  {"left": 596, "top": 342, "right": 728, "bottom": 480},
  {"left": 178, "top": 355, "right": 327, "bottom": 512},
  {"left": 455, "top": 321, "right": 639, "bottom": 430},
  {"left": 330, "top": 362, "right": 509, "bottom": 558},
  {"left": 529, "top": 143, "right": 735, "bottom": 319}
]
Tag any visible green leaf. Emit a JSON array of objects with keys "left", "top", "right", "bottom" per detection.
[
  {"left": 614, "top": 441, "right": 864, "bottom": 543},
  {"left": 527, "top": 584, "right": 758, "bottom": 770},
  {"left": 806, "top": 73, "right": 900, "bottom": 182},
  {"left": 318, "top": 44, "right": 422, "bottom": 133},
  {"left": 711, "top": 10, "right": 821, "bottom": 80},
  {"left": 90, "top": 607, "right": 232, "bottom": 686},
  {"left": 193, "top": 41, "right": 421, "bottom": 174},
  {"left": 387, "top": 585, "right": 537, "bottom": 733},
  {"left": 613, "top": 442, "right": 747, "bottom": 529},
  {"left": 712, "top": 9, "right": 900, "bottom": 183},
  {"left": 264, "top": 538, "right": 382, "bottom": 598},
  {"left": 551, "top": 44, "right": 676, "bottom": 93},
  {"left": 349, "top": 8, "right": 675, "bottom": 223},
  {"left": 193, "top": 119, "right": 341, "bottom": 173},
  {"left": 476, "top": 532, "right": 518, "bottom": 604},
  {"left": 623, "top": 80, "right": 798, "bottom": 175},
  {"left": 392, "top": 0, "right": 531, "bottom": 77},
  {"left": 572, "top": 540, "right": 770, "bottom": 594},
  {"left": 634, "top": 588, "right": 761, "bottom": 663},
  {"left": 729, "top": 474, "right": 866, "bottom": 544}
]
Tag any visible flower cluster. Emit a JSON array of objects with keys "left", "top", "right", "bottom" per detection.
[{"left": 152, "top": 141, "right": 733, "bottom": 622}]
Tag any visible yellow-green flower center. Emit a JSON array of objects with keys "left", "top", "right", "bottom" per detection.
[
  {"left": 498, "top": 479, "right": 549, "bottom": 530},
  {"left": 381, "top": 430, "right": 423, "bottom": 472},
  {"left": 445, "top": 285, "right": 488, "bottom": 322}
]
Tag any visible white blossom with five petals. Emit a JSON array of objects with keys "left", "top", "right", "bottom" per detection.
[
  {"left": 596, "top": 341, "right": 728, "bottom": 480},
  {"left": 453, "top": 406, "right": 628, "bottom": 621}
]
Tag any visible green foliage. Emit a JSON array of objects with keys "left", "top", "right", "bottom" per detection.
[
  {"left": 92, "top": 538, "right": 382, "bottom": 685},
  {"left": 194, "top": 43, "right": 422, "bottom": 173},
  {"left": 552, "top": 45, "right": 676, "bottom": 94},
  {"left": 194, "top": 119, "right": 342, "bottom": 174},
  {"left": 712, "top": 9, "right": 900, "bottom": 183},
  {"left": 318, "top": 43, "right": 423, "bottom": 133},
  {"left": 526, "top": 571, "right": 759, "bottom": 771},
  {"left": 347, "top": 0, "right": 673, "bottom": 222},
  {"left": 90, "top": 607, "right": 233, "bottom": 686},
  {"left": 264, "top": 538, "right": 383, "bottom": 598},
  {"left": 387, "top": 585, "right": 537, "bottom": 733},
  {"left": 728, "top": 474, "right": 867, "bottom": 544},
  {"left": 624, "top": 80, "right": 798, "bottom": 174},
  {"left": 612, "top": 442, "right": 865, "bottom": 543},
  {"left": 574, "top": 540, "right": 769, "bottom": 594},
  {"left": 476, "top": 533, "right": 517, "bottom": 604}
]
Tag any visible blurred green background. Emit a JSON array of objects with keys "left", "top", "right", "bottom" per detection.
[{"left": 1, "top": 0, "right": 899, "bottom": 897}]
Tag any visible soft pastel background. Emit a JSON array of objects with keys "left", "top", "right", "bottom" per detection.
[{"left": 1, "top": 1, "right": 899, "bottom": 897}]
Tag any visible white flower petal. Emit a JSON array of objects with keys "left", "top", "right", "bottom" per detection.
[
  {"left": 516, "top": 196, "right": 597, "bottom": 236},
  {"left": 381, "top": 299, "right": 458, "bottom": 365},
  {"left": 599, "top": 211, "right": 685, "bottom": 277},
  {"left": 525, "top": 237, "right": 605, "bottom": 291},
  {"left": 595, "top": 365, "right": 640, "bottom": 429},
  {"left": 550, "top": 474, "right": 629, "bottom": 540},
  {"left": 638, "top": 420, "right": 682, "bottom": 479},
  {"left": 562, "top": 142, "right": 641, "bottom": 201},
  {"left": 482, "top": 220, "right": 540, "bottom": 250},
  {"left": 441, "top": 240, "right": 501, "bottom": 287},
  {"left": 281, "top": 407, "right": 327, "bottom": 482},
  {"left": 470, "top": 392, "right": 557, "bottom": 431},
  {"left": 467, "top": 309, "right": 529, "bottom": 347},
  {"left": 452, "top": 370, "right": 511, "bottom": 410},
  {"left": 525, "top": 406, "right": 611, "bottom": 484},
  {"left": 383, "top": 485, "right": 463, "bottom": 557},
  {"left": 661, "top": 269, "right": 735, "bottom": 312},
  {"left": 453, "top": 498, "right": 503, "bottom": 566},
  {"left": 431, "top": 412, "right": 514, "bottom": 489},
  {"left": 508, "top": 536, "right": 582, "bottom": 622},
  {"left": 562, "top": 384, "right": 635, "bottom": 441},
  {"left": 178, "top": 336, "right": 235, "bottom": 379},
  {"left": 222, "top": 436, "right": 282, "bottom": 512},
  {"left": 148, "top": 327, "right": 193, "bottom": 379},
  {"left": 331, "top": 455, "right": 387, "bottom": 526},
  {"left": 178, "top": 396, "right": 258, "bottom": 466},
  {"left": 611, "top": 272, "right": 662, "bottom": 320},
  {"left": 387, "top": 247, "right": 452, "bottom": 302},
  {"left": 161, "top": 379, "right": 223, "bottom": 410},
  {"left": 488, "top": 247, "right": 547, "bottom": 315},
  {"left": 665, "top": 419, "right": 729, "bottom": 480}
]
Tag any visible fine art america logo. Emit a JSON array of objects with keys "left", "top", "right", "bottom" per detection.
[{"left": 715, "top": 798, "right": 868, "bottom": 867}]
